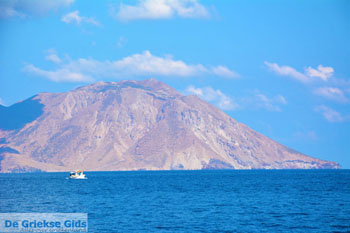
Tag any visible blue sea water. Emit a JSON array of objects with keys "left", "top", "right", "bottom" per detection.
[{"left": 0, "top": 170, "right": 350, "bottom": 232}]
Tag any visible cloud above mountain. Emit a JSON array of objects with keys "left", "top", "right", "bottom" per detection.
[
  {"left": 112, "top": 0, "right": 210, "bottom": 21},
  {"left": 315, "top": 105, "right": 345, "bottom": 123},
  {"left": 306, "top": 65, "right": 334, "bottom": 81},
  {"left": 264, "top": 61, "right": 334, "bottom": 83},
  {"left": 44, "top": 49, "right": 62, "bottom": 64},
  {"left": 264, "top": 61, "right": 308, "bottom": 82},
  {"left": 186, "top": 86, "right": 238, "bottom": 110},
  {"left": 253, "top": 93, "right": 287, "bottom": 112},
  {"left": 313, "top": 87, "right": 347, "bottom": 103},
  {"left": 24, "top": 50, "right": 239, "bottom": 82},
  {"left": 186, "top": 86, "right": 288, "bottom": 112},
  {"left": 61, "top": 10, "right": 100, "bottom": 26}
]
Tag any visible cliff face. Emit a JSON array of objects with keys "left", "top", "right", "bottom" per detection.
[{"left": 0, "top": 79, "right": 340, "bottom": 172}]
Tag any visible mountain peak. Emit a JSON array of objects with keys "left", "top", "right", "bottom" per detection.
[{"left": 75, "top": 79, "right": 179, "bottom": 97}]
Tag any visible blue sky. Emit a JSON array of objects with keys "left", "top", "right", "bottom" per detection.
[{"left": 0, "top": 0, "right": 349, "bottom": 167}]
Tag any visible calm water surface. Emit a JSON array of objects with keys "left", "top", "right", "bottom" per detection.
[{"left": 1, "top": 170, "right": 349, "bottom": 232}]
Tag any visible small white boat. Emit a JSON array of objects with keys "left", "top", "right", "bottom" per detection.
[{"left": 69, "top": 170, "right": 86, "bottom": 179}]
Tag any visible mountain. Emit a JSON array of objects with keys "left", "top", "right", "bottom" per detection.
[{"left": 0, "top": 79, "right": 340, "bottom": 172}]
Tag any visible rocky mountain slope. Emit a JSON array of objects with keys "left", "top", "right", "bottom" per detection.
[{"left": 0, "top": 79, "right": 340, "bottom": 172}]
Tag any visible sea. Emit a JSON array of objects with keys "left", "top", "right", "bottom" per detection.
[{"left": 0, "top": 170, "right": 349, "bottom": 232}]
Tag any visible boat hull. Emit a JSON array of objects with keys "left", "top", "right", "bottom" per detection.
[{"left": 69, "top": 176, "right": 86, "bottom": 179}]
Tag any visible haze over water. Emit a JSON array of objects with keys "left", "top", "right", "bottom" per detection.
[{"left": 1, "top": 170, "right": 349, "bottom": 232}]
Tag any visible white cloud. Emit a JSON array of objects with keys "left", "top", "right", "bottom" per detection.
[
  {"left": 306, "top": 65, "right": 334, "bottom": 81},
  {"left": 276, "top": 95, "right": 288, "bottom": 104},
  {"left": 264, "top": 61, "right": 308, "bottom": 83},
  {"left": 264, "top": 61, "right": 335, "bottom": 83},
  {"left": 185, "top": 87, "right": 287, "bottom": 112},
  {"left": 113, "top": 0, "right": 210, "bottom": 21},
  {"left": 61, "top": 10, "right": 100, "bottom": 26},
  {"left": 313, "top": 87, "right": 347, "bottom": 103},
  {"left": 254, "top": 93, "right": 287, "bottom": 112},
  {"left": 45, "top": 54, "right": 61, "bottom": 64},
  {"left": 61, "top": 10, "right": 81, "bottom": 24},
  {"left": 186, "top": 86, "right": 238, "bottom": 110},
  {"left": 24, "top": 64, "right": 93, "bottom": 82},
  {"left": 315, "top": 105, "right": 344, "bottom": 123},
  {"left": 24, "top": 50, "right": 238, "bottom": 82},
  {"left": 212, "top": 65, "right": 240, "bottom": 79},
  {"left": 0, "top": 0, "right": 74, "bottom": 18},
  {"left": 114, "top": 50, "right": 207, "bottom": 76},
  {"left": 45, "top": 49, "right": 62, "bottom": 64},
  {"left": 265, "top": 62, "right": 349, "bottom": 103},
  {"left": 186, "top": 86, "right": 203, "bottom": 96},
  {"left": 236, "top": 91, "right": 288, "bottom": 112}
]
